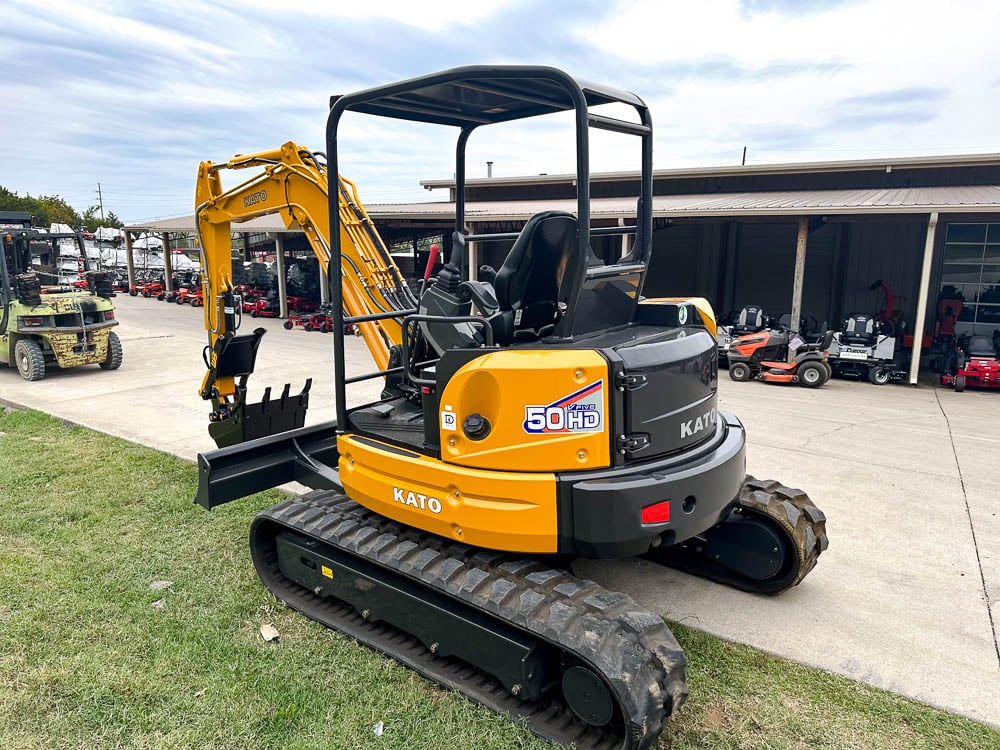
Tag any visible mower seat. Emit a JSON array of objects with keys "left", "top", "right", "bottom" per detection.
[
  {"left": 967, "top": 335, "right": 997, "bottom": 359},
  {"left": 841, "top": 315, "right": 875, "bottom": 346},
  {"left": 491, "top": 210, "right": 577, "bottom": 343},
  {"left": 799, "top": 330, "right": 834, "bottom": 353},
  {"left": 733, "top": 305, "right": 765, "bottom": 335}
]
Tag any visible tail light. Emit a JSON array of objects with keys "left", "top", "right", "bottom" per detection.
[
  {"left": 104, "top": 310, "right": 115, "bottom": 320},
  {"left": 641, "top": 500, "right": 671, "bottom": 525},
  {"left": 19, "top": 316, "right": 43, "bottom": 327}
]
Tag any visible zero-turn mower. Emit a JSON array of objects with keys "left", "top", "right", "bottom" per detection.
[{"left": 940, "top": 334, "right": 1000, "bottom": 391}]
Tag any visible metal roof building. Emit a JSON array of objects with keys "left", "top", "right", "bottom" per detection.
[{"left": 125, "top": 152, "right": 1000, "bottom": 382}]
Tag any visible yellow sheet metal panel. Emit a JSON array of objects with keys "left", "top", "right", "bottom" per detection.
[
  {"left": 338, "top": 434, "right": 558, "bottom": 553},
  {"left": 438, "top": 349, "right": 610, "bottom": 472},
  {"left": 642, "top": 297, "right": 717, "bottom": 337}
]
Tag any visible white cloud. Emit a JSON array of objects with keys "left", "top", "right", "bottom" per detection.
[
  {"left": 0, "top": 0, "right": 998, "bottom": 222},
  {"left": 234, "top": 0, "right": 511, "bottom": 30}
]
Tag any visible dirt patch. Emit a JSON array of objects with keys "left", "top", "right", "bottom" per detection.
[{"left": 697, "top": 700, "right": 735, "bottom": 732}]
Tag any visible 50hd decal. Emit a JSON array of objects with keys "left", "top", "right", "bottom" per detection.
[{"left": 523, "top": 381, "right": 604, "bottom": 434}]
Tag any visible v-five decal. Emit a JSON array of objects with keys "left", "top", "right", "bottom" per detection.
[{"left": 523, "top": 381, "right": 604, "bottom": 434}]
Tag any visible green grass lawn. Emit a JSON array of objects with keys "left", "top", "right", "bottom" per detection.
[{"left": 0, "top": 407, "right": 996, "bottom": 750}]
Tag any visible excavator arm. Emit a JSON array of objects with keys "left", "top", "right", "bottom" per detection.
[{"left": 195, "top": 141, "right": 416, "bottom": 446}]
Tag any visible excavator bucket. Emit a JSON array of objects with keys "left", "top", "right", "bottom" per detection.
[
  {"left": 208, "top": 380, "right": 312, "bottom": 448},
  {"left": 205, "top": 327, "right": 311, "bottom": 448}
]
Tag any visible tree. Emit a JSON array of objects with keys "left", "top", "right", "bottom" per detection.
[
  {"left": 0, "top": 186, "right": 81, "bottom": 228},
  {"left": 35, "top": 195, "right": 79, "bottom": 227},
  {"left": 81, "top": 205, "right": 102, "bottom": 232}
]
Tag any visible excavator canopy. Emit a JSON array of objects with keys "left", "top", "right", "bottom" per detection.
[{"left": 336, "top": 67, "right": 646, "bottom": 128}]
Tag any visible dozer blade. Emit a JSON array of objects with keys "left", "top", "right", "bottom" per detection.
[
  {"left": 195, "top": 419, "right": 341, "bottom": 510},
  {"left": 250, "top": 491, "right": 689, "bottom": 750}
]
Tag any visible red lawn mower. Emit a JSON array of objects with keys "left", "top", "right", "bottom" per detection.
[
  {"left": 728, "top": 320, "right": 834, "bottom": 388},
  {"left": 940, "top": 335, "right": 1000, "bottom": 392},
  {"left": 243, "top": 295, "right": 280, "bottom": 318},
  {"left": 283, "top": 311, "right": 330, "bottom": 332}
]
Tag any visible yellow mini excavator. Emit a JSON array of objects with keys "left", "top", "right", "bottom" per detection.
[{"left": 193, "top": 66, "right": 827, "bottom": 750}]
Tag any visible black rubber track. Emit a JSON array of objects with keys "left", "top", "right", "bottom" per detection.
[
  {"left": 249, "top": 491, "right": 688, "bottom": 750},
  {"left": 648, "top": 475, "right": 829, "bottom": 595}
]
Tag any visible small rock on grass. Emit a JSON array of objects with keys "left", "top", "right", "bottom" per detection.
[
  {"left": 260, "top": 623, "right": 280, "bottom": 642},
  {"left": 149, "top": 580, "right": 173, "bottom": 591},
  {"left": 151, "top": 598, "right": 166, "bottom": 609},
  {"left": 373, "top": 720, "right": 384, "bottom": 737}
]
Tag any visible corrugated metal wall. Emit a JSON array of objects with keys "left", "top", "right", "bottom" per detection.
[
  {"left": 471, "top": 213, "right": 939, "bottom": 338},
  {"left": 729, "top": 222, "right": 835, "bottom": 327},
  {"left": 645, "top": 224, "right": 703, "bottom": 297},
  {"left": 646, "top": 221, "right": 838, "bottom": 325},
  {"left": 644, "top": 218, "right": 932, "bottom": 331},
  {"left": 839, "top": 219, "right": 928, "bottom": 324}
]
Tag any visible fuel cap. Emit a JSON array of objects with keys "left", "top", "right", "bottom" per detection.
[{"left": 463, "top": 413, "right": 490, "bottom": 440}]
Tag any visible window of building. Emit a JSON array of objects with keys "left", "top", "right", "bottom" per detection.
[{"left": 941, "top": 223, "right": 1000, "bottom": 335}]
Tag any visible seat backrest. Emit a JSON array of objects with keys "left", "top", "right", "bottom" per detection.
[
  {"left": 842, "top": 314, "right": 874, "bottom": 345},
  {"left": 967, "top": 335, "right": 996, "bottom": 358},
  {"left": 494, "top": 211, "right": 577, "bottom": 334},
  {"left": 734, "top": 305, "right": 764, "bottom": 334}
]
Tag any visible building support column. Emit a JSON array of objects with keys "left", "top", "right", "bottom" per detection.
[
  {"left": 124, "top": 232, "right": 135, "bottom": 287},
  {"left": 908, "top": 212, "right": 939, "bottom": 386},
  {"left": 319, "top": 259, "right": 330, "bottom": 305},
  {"left": 275, "top": 233, "right": 288, "bottom": 319},
  {"left": 789, "top": 217, "right": 808, "bottom": 360},
  {"left": 619, "top": 217, "right": 629, "bottom": 258},
  {"left": 161, "top": 232, "right": 173, "bottom": 295},
  {"left": 722, "top": 222, "right": 739, "bottom": 313},
  {"left": 467, "top": 222, "right": 478, "bottom": 281}
]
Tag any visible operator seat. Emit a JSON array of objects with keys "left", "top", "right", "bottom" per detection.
[
  {"left": 841, "top": 315, "right": 875, "bottom": 346},
  {"left": 486, "top": 210, "right": 578, "bottom": 344},
  {"left": 797, "top": 329, "right": 834, "bottom": 353},
  {"left": 733, "top": 305, "right": 765, "bottom": 335},
  {"left": 967, "top": 335, "right": 997, "bottom": 358}
]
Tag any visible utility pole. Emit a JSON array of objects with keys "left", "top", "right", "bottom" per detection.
[{"left": 96, "top": 182, "right": 105, "bottom": 223}]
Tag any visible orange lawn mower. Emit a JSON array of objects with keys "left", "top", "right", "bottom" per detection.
[
  {"left": 142, "top": 280, "right": 166, "bottom": 299},
  {"left": 128, "top": 278, "right": 165, "bottom": 298},
  {"left": 728, "top": 320, "right": 834, "bottom": 388},
  {"left": 283, "top": 305, "right": 354, "bottom": 334},
  {"left": 172, "top": 285, "right": 203, "bottom": 306}
]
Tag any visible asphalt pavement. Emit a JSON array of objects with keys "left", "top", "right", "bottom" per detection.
[{"left": 2, "top": 292, "right": 998, "bottom": 728}]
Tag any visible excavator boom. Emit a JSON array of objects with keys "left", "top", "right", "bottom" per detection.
[{"left": 195, "top": 141, "right": 417, "bottom": 445}]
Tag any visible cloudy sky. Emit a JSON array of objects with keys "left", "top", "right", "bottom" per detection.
[{"left": 2, "top": 0, "right": 998, "bottom": 224}]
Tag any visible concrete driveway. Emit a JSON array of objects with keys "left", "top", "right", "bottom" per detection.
[{"left": 2, "top": 293, "right": 998, "bottom": 727}]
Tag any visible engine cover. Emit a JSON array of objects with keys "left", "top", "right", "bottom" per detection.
[{"left": 613, "top": 327, "right": 719, "bottom": 460}]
